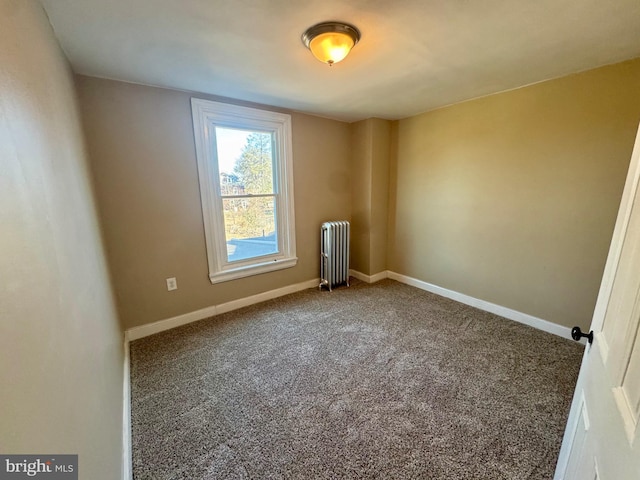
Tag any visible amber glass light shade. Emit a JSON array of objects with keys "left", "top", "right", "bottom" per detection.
[
  {"left": 309, "top": 32, "right": 355, "bottom": 65},
  {"left": 302, "top": 22, "right": 360, "bottom": 66}
]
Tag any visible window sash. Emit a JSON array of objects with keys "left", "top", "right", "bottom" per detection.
[
  {"left": 221, "top": 195, "right": 279, "bottom": 264},
  {"left": 220, "top": 193, "right": 275, "bottom": 199}
]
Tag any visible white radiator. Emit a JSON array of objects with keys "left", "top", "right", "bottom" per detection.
[{"left": 319, "top": 221, "right": 350, "bottom": 291}]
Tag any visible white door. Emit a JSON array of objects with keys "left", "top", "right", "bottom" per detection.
[{"left": 554, "top": 125, "right": 640, "bottom": 480}]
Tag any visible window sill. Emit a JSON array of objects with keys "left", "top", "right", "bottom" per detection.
[{"left": 209, "top": 256, "right": 298, "bottom": 284}]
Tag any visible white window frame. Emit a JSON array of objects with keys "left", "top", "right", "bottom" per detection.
[{"left": 191, "top": 98, "right": 297, "bottom": 284}]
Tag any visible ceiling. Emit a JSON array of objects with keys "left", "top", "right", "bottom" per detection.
[{"left": 39, "top": 0, "right": 640, "bottom": 122}]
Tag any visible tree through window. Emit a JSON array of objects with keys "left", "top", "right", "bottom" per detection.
[{"left": 218, "top": 129, "right": 277, "bottom": 262}]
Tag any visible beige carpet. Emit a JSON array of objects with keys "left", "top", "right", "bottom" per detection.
[{"left": 130, "top": 279, "right": 583, "bottom": 479}]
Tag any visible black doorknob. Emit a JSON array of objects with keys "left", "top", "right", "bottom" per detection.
[{"left": 571, "top": 326, "right": 593, "bottom": 344}]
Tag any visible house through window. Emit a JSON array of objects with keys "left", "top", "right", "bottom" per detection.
[{"left": 191, "top": 99, "right": 296, "bottom": 284}]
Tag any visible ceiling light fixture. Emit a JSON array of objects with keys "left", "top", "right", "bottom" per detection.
[{"left": 302, "top": 21, "right": 361, "bottom": 66}]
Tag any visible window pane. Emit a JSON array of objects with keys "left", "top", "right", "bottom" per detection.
[
  {"left": 223, "top": 197, "right": 278, "bottom": 262},
  {"left": 215, "top": 127, "right": 274, "bottom": 195}
]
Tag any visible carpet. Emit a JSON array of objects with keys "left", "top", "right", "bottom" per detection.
[{"left": 130, "top": 279, "right": 583, "bottom": 479}]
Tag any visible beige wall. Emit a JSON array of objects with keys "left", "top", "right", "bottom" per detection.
[
  {"left": 370, "top": 119, "right": 392, "bottom": 275},
  {"left": 350, "top": 120, "right": 373, "bottom": 274},
  {"left": 350, "top": 118, "right": 391, "bottom": 276},
  {"left": 0, "top": 1, "right": 123, "bottom": 478},
  {"left": 77, "top": 76, "right": 351, "bottom": 329},
  {"left": 389, "top": 59, "right": 640, "bottom": 330}
]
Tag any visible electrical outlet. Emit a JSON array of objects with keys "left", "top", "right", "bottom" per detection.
[{"left": 166, "top": 277, "right": 177, "bottom": 291}]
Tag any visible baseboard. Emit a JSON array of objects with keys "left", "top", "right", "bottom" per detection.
[
  {"left": 126, "top": 304, "right": 218, "bottom": 341},
  {"left": 126, "top": 270, "right": 579, "bottom": 342},
  {"left": 126, "top": 278, "right": 320, "bottom": 341},
  {"left": 122, "top": 334, "right": 132, "bottom": 480},
  {"left": 349, "top": 269, "right": 389, "bottom": 283},
  {"left": 216, "top": 278, "right": 320, "bottom": 315},
  {"left": 387, "top": 271, "right": 578, "bottom": 342}
]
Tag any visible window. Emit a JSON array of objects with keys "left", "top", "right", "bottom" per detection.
[{"left": 191, "top": 99, "right": 296, "bottom": 284}]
